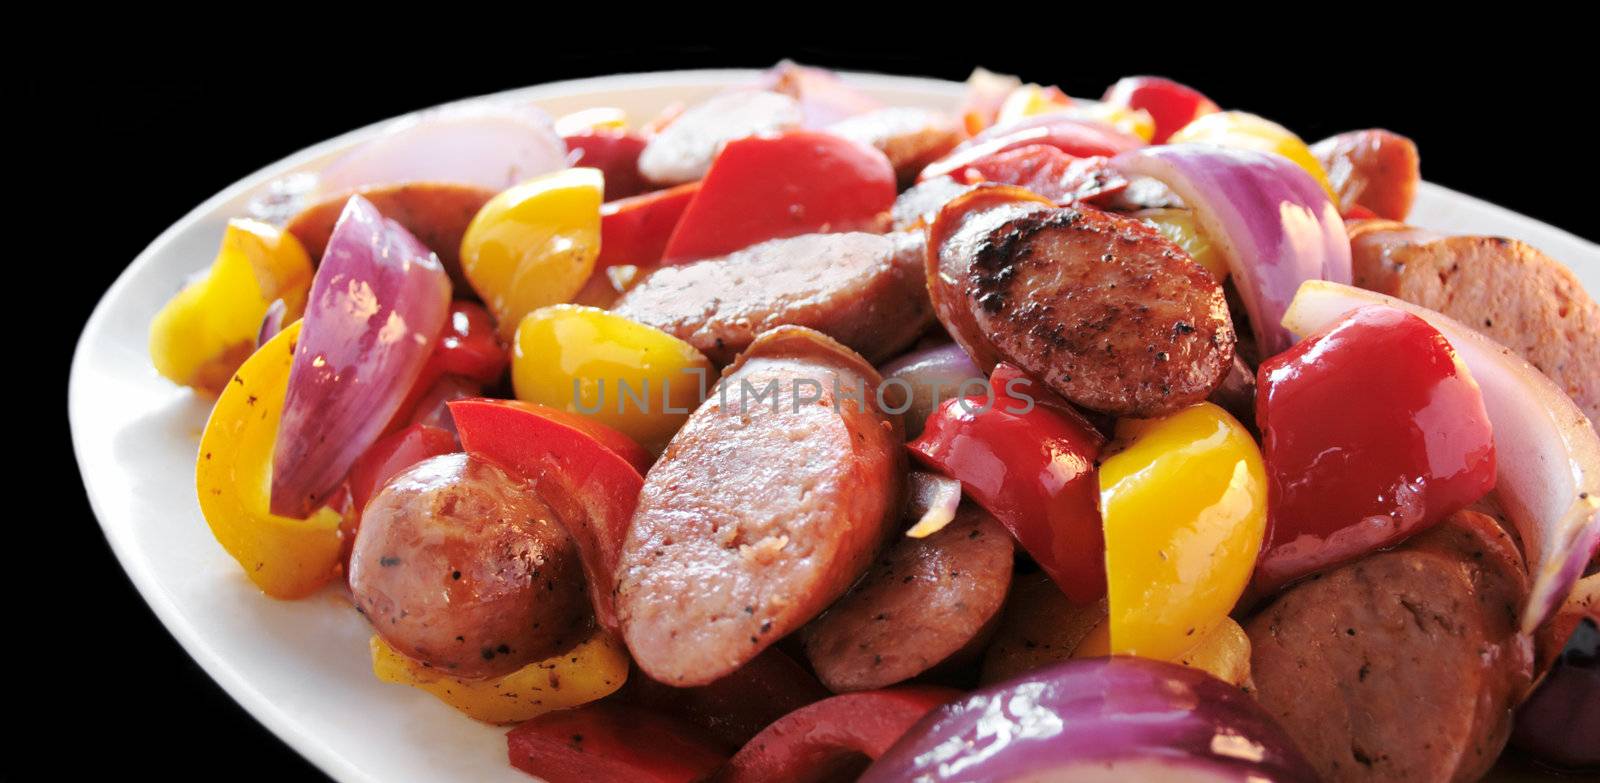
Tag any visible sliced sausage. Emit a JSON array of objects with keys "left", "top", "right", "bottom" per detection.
[
  {"left": 349, "top": 453, "right": 592, "bottom": 678},
  {"left": 1311, "top": 129, "right": 1421, "bottom": 220},
  {"left": 285, "top": 181, "right": 493, "bottom": 289},
  {"left": 891, "top": 176, "right": 976, "bottom": 232},
  {"left": 1345, "top": 218, "right": 1442, "bottom": 294},
  {"left": 802, "top": 504, "right": 1013, "bottom": 692},
  {"left": 1245, "top": 510, "right": 1532, "bottom": 783},
  {"left": 637, "top": 90, "right": 803, "bottom": 185},
  {"left": 616, "top": 327, "right": 906, "bottom": 686},
  {"left": 828, "top": 107, "right": 964, "bottom": 186},
  {"left": 978, "top": 572, "right": 1107, "bottom": 685},
  {"left": 1386, "top": 234, "right": 1600, "bottom": 422},
  {"left": 612, "top": 231, "right": 932, "bottom": 365},
  {"left": 929, "top": 188, "right": 1235, "bottom": 417}
]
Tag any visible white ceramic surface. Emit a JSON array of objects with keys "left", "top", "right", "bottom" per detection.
[{"left": 69, "top": 69, "right": 1600, "bottom": 783}]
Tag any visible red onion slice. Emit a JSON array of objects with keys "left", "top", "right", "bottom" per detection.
[
  {"left": 923, "top": 116, "right": 1144, "bottom": 181},
  {"left": 1114, "top": 145, "right": 1350, "bottom": 358},
  {"left": 1283, "top": 280, "right": 1600, "bottom": 632},
  {"left": 270, "top": 195, "right": 452, "bottom": 518},
  {"left": 316, "top": 103, "right": 566, "bottom": 195},
  {"left": 862, "top": 657, "right": 1318, "bottom": 782}
]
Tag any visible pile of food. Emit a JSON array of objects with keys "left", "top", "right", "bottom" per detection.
[{"left": 150, "top": 63, "right": 1599, "bottom": 782}]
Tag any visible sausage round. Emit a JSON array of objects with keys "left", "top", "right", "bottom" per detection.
[
  {"left": 615, "top": 326, "right": 906, "bottom": 686},
  {"left": 1311, "top": 129, "right": 1421, "bottom": 221},
  {"left": 612, "top": 231, "right": 932, "bottom": 365},
  {"left": 285, "top": 181, "right": 493, "bottom": 289},
  {"left": 802, "top": 504, "right": 1013, "bottom": 692},
  {"left": 1244, "top": 510, "right": 1531, "bottom": 782},
  {"left": 349, "top": 453, "right": 592, "bottom": 678},
  {"left": 929, "top": 190, "right": 1235, "bottom": 417}
]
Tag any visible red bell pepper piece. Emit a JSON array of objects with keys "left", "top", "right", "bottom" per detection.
[
  {"left": 1253, "top": 306, "right": 1496, "bottom": 592},
  {"left": 346, "top": 423, "right": 459, "bottom": 514},
  {"left": 507, "top": 702, "right": 727, "bottom": 783},
  {"left": 1102, "top": 76, "right": 1221, "bottom": 144},
  {"left": 908, "top": 363, "right": 1107, "bottom": 604},
  {"left": 956, "top": 144, "right": 1129, "bottom": 206},
  {"left": 717, "top": 686, "right": 959, "bottom": 783},
  {"left": 450, "top": 398, "right": 647, "bottom": 631},
  {"left": 598, "top": 181, "right": 700, "bottom": 269},
  {"left": 922, "top": 116, "right": 1143, "bottom": 182},
  {"left": 389, "top": 300, "right": 507, "bottom": 429},
  {"left": 661, "top": 130, "right": 895, "bottom": 264},
  {"left": 564, "top": 130, "right": 651, "bottom": 201},
  {"left": 620, "top": 646, "right": 829, "bottom": 748}
]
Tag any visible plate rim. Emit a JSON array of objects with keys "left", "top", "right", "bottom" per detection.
[{"left": 68, "top": 67, "right": 1600, "bottom": 783}]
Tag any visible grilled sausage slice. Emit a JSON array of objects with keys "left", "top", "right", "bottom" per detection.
[
  {"left": 929, "top": 188, "right": 1235, "bottom": 417},
  {"left": 1311, "top": 129, "right": 1421, "bottom": 221},
  {"left": 616, "top": 327, "right": 906, "bottom": 686},
  {"left": 1245, "top": 510, "right": 1532, "bottom": 783},
  {"left": 612, "top": 232, "right": 932, "bottom": 365},
  {"left": 349, "top": 453, "right": 592, "bottom": 679},
  {"left": 828, "top": 107, "right": 964, "bottom": 186},
  {"left": 802, "top": 504, "right": 1012, "bottom": 692},
  {"left": 285, "top": 181, "right": 493, "bottom": 288},
  {"left": 1387, "top": 235, "right": 1600, "bottom": 422}
]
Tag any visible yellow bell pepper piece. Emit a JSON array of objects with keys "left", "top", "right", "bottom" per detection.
[
  {"left": 1175, "top": 616, "right": 1252, "bottom": 686},
  {"left": 150, "top": 219, "right": 313, "bottom": 394},
  {"left": 1168, "top": 111, "right": 1335, "bottom": 197},
  {"left": 1137, "top": 208, "right": 1228, "bottom": 280},
  {"left": 196, "top": 320, "right": 344, "bottom": 599},
  {"left": 1098, "top": 402, "right": 1267, "bottom": 662},
  {"left": 512, "top": 304, "right": 712, "bottom": 453},
  {"left": 993, "top": 85, "right": 1155, "bottom": 142},
  {"left": 370, "top": 629, "right": 629, "bottom": 724},
  {"left": 460, "top": 168, "right": 603, "bottom": 339}
]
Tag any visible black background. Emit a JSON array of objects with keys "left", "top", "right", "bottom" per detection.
[{"left": 51, "top": 36, "right": 1590, "bottom": 781}]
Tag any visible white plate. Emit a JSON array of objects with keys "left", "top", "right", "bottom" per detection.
[{"left": 69, "top": 69, "right": 1600, "bottom": 783}]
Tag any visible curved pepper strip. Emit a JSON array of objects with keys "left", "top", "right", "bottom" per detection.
[
  {"left": 195, "top": 320, "right": 344, "bottom": 598},
  {"left": 717, "top": 687, "right": 959, "bottom": 783},
  {"left": 371, "top": 629, "right": 628, "bottom": 724},
  {"left": 1098, "top": 402, "right": 1267, "bottom": 662},
  {"left": 150, "top": 218, "right": 313, "bottom": 394}
]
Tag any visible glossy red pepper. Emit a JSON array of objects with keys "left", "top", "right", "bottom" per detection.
[
  {"left": 908, "top": 364, "right": 1107, "bottom": 603},
  {"left": 507, "top": 702, "right": 727, "bottom": 783},
  {"left": 620, "top": 646, "right": 829, "bottom": 748},
  {"left": 389, "top": 300, "right": 507, "bottom": 429},
  {"left": 660, "top": 130, "right": 895, "bottom": 263},
  {"left": 956, "top": 144, "right": 1129, "bottom": 206},
  {"left": 1254, "top": 305, "right": 1496, "bottom": 592},
  {"left": 716, "top": 687, "right": 959, "bottom": 783},
  {"left": 563, "top": 130, "right": 651, "bottom": 201},
  {"left": 575, "top": 182, "right": 702, "bottom": 306},
  {"left": 450, "top": 398, "right": 648, "bottom": 630},
  {"left": 1101, "top": 76, "right": 1220, "bottom": 144}
]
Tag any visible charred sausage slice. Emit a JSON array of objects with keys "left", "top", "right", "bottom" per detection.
[
  {"left": 1245, "top": 510, "right": 1532, "bottom": 783},
  {"left": 616, "top": 327, "right": 906, "bottom": 686},
  {"left": 802, "top": 504, "right": 1013, "bottom": 692},
  {"left": 929, "top": 189, "right": 1235, "bottom": 417},
  {"left": 612, "top": 231, "right": 932, "bottom": 365},
  {"left": 349, "top": 453, "right": 592, "bottom": 679}
]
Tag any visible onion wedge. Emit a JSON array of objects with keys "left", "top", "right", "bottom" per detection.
[
  {"left": 1283, "top": 280, "right": 1600, "bottom": 632},
  {"left": 270, "top": 195, "right": 452, "bottom": 518},
  {"left": 1114, "top": 145, "right": 1350, "bottom": 358}
]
